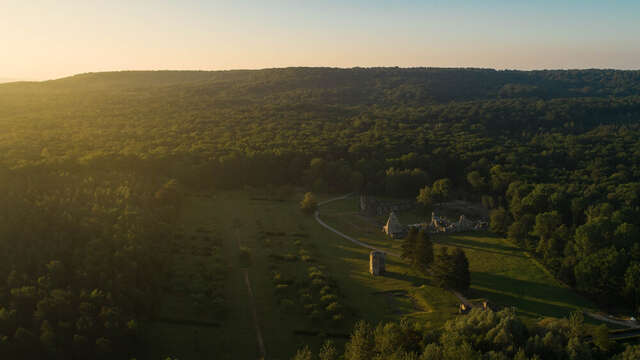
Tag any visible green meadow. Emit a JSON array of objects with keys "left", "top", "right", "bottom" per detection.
[
  {"left": 147, "top": 191, "right": 459, "bottom": 359},
  {"left": 320, "top": 195, "right": 599, "bottom": 324}
]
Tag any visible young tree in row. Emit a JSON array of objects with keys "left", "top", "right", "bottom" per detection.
[{"left": 300, "top": 192, "right": 318, "bottom": 214}]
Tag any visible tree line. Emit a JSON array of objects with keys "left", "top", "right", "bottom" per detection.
[
  {"left": 1, "top": 68, "right": 640, "bottom": 356},
  {"left": 293, "top": 308, "right": 639, "bottom": 360}
]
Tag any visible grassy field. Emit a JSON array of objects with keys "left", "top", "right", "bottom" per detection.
[
  {"left": 320, "top": 195, "right": 600, "bottom": 325},
  {"left": 144, "top": 191, "right": 612, "bottom": 359},
  {"left": 433, "top": 233, "right": 594, "bottom": 320},
  {"left": 146, "top": 190, "right": 460, "bottom": 360}
]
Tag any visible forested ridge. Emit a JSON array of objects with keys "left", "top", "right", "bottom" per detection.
[{"left": 1, "top": 67, "right": 640, "bottom": 358}]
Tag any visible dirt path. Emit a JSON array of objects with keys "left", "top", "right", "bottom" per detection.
[
  {"left": 315, "top": 194, "right": 472, "bottom": 308},
  {"left": 315, "top": 209, "right": 400, "bottom": 257},
  {"left": 586, "top": 312, "right": 640, "bottom": 329},
  {"left": 233, "top": 226, "right": 266, "bottom": 359},
  {"left": 243, "top": 269, "right": 266, "bottom": 359}
]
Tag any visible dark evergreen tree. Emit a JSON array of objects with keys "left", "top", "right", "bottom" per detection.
[
  {"left": 414, "top": 230, "right": 434, "bottom": 274},
  {"left": 451, "top": 248, "right": 471, "bottom": 292},
  {"left": 431, "top": 247, "right": 454, "bottom": 289},
  {"left": 401, "top": 227, "right": 418, "bottom": 266}
]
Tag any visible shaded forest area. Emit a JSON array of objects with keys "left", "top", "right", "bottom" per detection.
[{"left": 1, "top": 68, "right": 640, "bottom": 358}]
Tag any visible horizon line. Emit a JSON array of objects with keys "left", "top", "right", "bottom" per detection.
[{"left": 5, "top": 65, "right": 640, "bottom": 83}]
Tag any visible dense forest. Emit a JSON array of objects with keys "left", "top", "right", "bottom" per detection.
[
  {"left": 294, "top": 308, "right": 640, "bottom": 360},
  {"left": 1, "top": 68, "right": 640, "bottom": 358}
]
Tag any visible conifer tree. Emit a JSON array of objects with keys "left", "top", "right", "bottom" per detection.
[
  {"left": 431, "top": 247, "right": 453, "bottom": 289},
  {"left": 414, "top": 230, "right": 434, "bottom": 274},
  {"left": 401, "top": 227, "right": 419, "bottom": 265},
  {"left": 451, "top": 248, "right": 471, "bottom": 292}
]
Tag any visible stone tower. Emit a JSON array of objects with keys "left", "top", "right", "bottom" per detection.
[{"left": 369, "top": 250, "right": 386, "bottom": 276}]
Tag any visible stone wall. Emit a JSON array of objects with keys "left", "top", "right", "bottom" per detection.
[
  {"left": 409, "top": 212, "right": 488, "bottom": 234},
  {"left": 360, "top": 194, "right": 415, "bottom": 217}
]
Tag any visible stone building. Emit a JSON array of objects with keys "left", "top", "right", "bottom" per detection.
[
  {"left": 382, "top": 211, "right": 407, "bottom": 239},
  {"left": 369, "top": 251, "right": 386, "bottom": 276},
  {"left": 418, "top": 212, "right": 489, "bottom": 233}
]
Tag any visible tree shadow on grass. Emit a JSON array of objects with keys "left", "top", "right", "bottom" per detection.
[
  {"left": 434, "top": 236, "right": 526, "bottom": 258},
  {"left": 471, "top": 271, "right": 592, "bottom": 318},
  {"left": 383, "top": 270, "right": 428, "bottom": 286}
]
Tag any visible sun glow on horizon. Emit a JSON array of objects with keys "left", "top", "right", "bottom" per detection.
[{"left": 2, "top": 0, "right": 640, "bottom": 80}]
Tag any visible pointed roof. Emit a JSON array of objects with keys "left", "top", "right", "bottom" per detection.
[{"left": 383, "top": 211, "right": 404, "bottom": 235}]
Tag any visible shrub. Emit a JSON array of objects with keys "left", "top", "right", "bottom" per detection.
[
  {"left": 283, "top": 253, "right": 298, "bottom": 262},
  {"left": 238, "top": 247, "right": 252, "bottom": 267},
  {"left": 320, "top": 294, "right": 338, "bottom": 303},
  {"left": 272, "top": 271, "right": 282, "bottom": 283},
  {"left": 325, "top": 302, "right": 341, "bottom": 313},
  {"left": 300, "top": 192, "right": 318, "bottom": 214},
  {"left": 308, "top": 269, "right": 324, "bottom": 280},
  {"left": 319, "top": 286, "right": 332, "bottom": 296}
]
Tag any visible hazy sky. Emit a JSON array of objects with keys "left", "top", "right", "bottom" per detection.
[{"left": 2, "top": 0, "right": 640, "bottom": 80}]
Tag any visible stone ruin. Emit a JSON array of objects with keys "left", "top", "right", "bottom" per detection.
[
  {"left": 360, "top": 194, "right": 415, "bottom": 217},
  {"left": 369, "top": 250, "right": 386, "bottom": 276},
  {"left": 382, "top": 211, "right": 408, "bottom": 239},
  {"left": 459, "top": 300, "right": 496, "bottom": 315},
  {"left": 459, "top": 303, "right": 471, "bottom": 314},
  {"left": 409, "top": 212, "right": 488, "bottom": 234}
]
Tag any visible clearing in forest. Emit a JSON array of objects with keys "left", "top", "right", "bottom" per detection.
[
  {"left": 148, "top": 190, "right": 459, "bottom": 359},
  {"left": 320, "top": 196, "right": 597, "bottom": 323}
]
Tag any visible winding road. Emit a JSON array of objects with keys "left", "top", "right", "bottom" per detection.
[
  {"left": 315, "top": 195, "right": 399, "bottom": 257},
  {"left": 586, "top": 312, "right": 640, "bottom": 329},
  {"left": 314, "top": 194, "right": 471, "bottom": 307}
]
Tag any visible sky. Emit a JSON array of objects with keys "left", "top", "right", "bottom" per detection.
[{"left": 2, "top": 0, "right": 640, "bottom": 80}]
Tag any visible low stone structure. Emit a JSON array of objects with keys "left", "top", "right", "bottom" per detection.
[
  {"left": 459, "top": 303, "right": 471, "bottom": 314},
  {"left": 409, "top": 212, "right": 488, "bottom": 234},
  {"left": 369, "top": 251, "right": 386, "bottom": 276},
  {"left": 382, "top": 211, "right": 407, "bottom": 239},
  {"left": 360, "top": 194, "right": 415, "bottom": 217}
]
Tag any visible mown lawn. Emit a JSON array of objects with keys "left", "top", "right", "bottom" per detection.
[
  {"left": 321, "top": 195, "right": 599, "bottom": 325},
  {"left": 433, "top": 233, "right": 595, "bottom": 321}
]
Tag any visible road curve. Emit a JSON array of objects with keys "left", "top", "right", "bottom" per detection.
[
  {"left": 314, "top": 205, "right": 400, "bottom": 257},
  {"left": 586, "top": 312, "right": 640, "bottom": 329}
]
